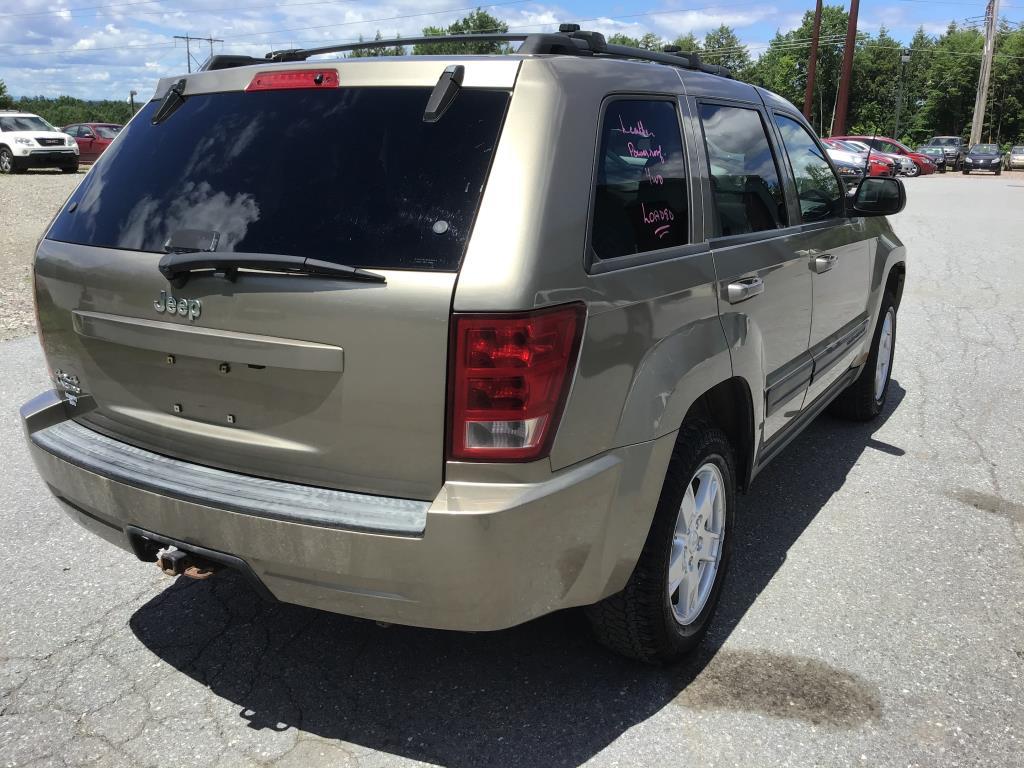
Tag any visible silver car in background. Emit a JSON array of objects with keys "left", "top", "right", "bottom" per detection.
[{"left": 1006, "top": 145, "right": 1024, "bottom": 170}]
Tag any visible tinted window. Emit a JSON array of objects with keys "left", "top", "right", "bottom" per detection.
[
  {"left": 48, "top": 88, "right": 510, "bottom": 271},
  {"left": 591, "top": 100, "right": 688, "bottom": 260},
  {"left": 95, "top": 126, "right": 120, "bottom": 139},
  {"left": 699, "top": 103, "right": 786, "bottom": 236},
  {"left": 773, "top": 114, "right": 843, "bottom": 222},
  {"left": 64, "top": 125, "right": 80, "bottom": 137}
]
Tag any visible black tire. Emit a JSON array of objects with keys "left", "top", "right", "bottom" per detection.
[
  {"left": 60, "top": 162, "right": 79, "bottom": 174},
  {"left": 995, "top": 168, "right": 1001, "bottom": 176},
  {"left": 962, "top": 169, "right": 970, "bottom": 175},
  {"left": 906, "top": 163, "right": 920, "bottom": 178},
  {"left": 586, "top": 421, "right": 736, "bottom": 663},
  {"left": 829, "top": 291, "right": 897, "bottom": 421},
  {"left": 0, "top": 147, "right": 13, "bottom": 175}
]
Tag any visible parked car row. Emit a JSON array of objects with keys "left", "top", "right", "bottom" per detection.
[
  {"left": 0, "top": 110, "right": 122, "bottom": 174},
  {"left": 823, "top": 130, "right": 1023, "bottom": 179}
]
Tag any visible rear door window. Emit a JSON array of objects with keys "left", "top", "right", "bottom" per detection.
[
  {"left": 591, "top": 99, "right": 688, "bottom": 260},
  {"left": 47, "top": 87, "right": 510, "bottom": 272},
  {"left": 698, "top": 103, "right": 787, "bottom": 237}
]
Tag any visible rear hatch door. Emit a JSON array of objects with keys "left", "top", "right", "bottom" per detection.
[{"left": 36, "top": 62, "right": 515, "bottom": 501}]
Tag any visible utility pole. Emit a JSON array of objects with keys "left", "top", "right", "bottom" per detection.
[
  {"left": 833, "top": 0, "right": 860, "bottom": 136},
  {"left": 892, "top": 48, "right": 911, "bottom": 138},
  {"left": 803, "top": 0, "right": 823, "bottom": 121},
  {"left": 173, "top": 34, "right": 223, "bottom": 73},
  {"left": 969, "top": 0, "right": 1001, "bottom": 145},
  {"left": 129, "top": 89, "right": 137, "bottom": 112}
]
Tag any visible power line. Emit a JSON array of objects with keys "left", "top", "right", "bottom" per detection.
[
  {"left": 0, "top": 41, "right": 176, "bottom": 59},
  {"left": 0, "top": 0, "right": 163, "bottom": 18}
]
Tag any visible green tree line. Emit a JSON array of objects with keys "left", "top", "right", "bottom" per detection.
[
  {"left": 5, "top": 6, "right": 1024, "bottom": 145},
  {"left": 0, "top": 86, "right": 136, "bottom": 128}
]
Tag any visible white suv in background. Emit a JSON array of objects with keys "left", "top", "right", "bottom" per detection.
[{"left": 0, "top": 110, "right": 79, "bottom": 174}]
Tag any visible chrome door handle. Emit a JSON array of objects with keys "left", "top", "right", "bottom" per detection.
[
  {"left": 813, "top": 253, "right": 837, "bottom": 274},
  {"left": 726, "top": 277, "right": 764, "bottom": 304}
]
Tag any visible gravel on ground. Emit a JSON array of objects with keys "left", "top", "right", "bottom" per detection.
[{"left": 0, "top": 169, "right": 84, "bottom": 341}]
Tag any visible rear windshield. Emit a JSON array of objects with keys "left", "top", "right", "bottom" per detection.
[
  {"left": 47, "top": 87, "right": 510, "bottom": 271},
  {"left": 930, "top": 137, "right": 959, "bottom": 146}
]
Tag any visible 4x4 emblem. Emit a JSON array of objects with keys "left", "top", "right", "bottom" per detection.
[{"left": 154, "top": 290, "right": 202, "bottom": 321}]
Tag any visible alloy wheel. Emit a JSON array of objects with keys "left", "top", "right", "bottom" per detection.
[
  {"left": 668, "top": 462, "right": 726, "bottom": 625},
  {"left": 874, "top": 307, "right": 895, "bottom": 402}
]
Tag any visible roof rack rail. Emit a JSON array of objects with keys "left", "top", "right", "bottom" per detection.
[{"left": 198, "top": 27, "right": 731, "bottom": 78}]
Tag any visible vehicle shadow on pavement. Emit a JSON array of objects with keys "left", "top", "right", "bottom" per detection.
[{"left": 130, "top": 383, "right": 905, "bottom": 767}]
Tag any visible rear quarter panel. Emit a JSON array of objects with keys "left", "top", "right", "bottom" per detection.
[{"left": 456, "top": 59, "right": 745, "bottom": 470}]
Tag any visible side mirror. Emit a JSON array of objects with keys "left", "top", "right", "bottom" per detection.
[{"left": 849, "top": 176, "right": 906, "bottom": 217}]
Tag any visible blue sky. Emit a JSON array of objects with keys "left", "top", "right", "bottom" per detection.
[{"left": 1, "top": 0, "right": 1021, "bottom": 101}]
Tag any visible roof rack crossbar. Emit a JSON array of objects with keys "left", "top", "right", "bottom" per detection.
[
  {"left": 266, "top": 33, "right": 534, "bottom": 62},
  {"left": 201, "top": 29, "right": 732, "bottom": 78}
]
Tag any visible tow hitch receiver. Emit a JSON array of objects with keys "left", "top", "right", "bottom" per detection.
[{"left": 157, "top": 548, "right": 220, "bottom": 580}]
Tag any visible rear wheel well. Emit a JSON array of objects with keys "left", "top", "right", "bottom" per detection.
[
  {"left": 684, "top": 377, "right": 755, "bottom": 492},
  {"left": 886, "top": 262, "right": 906, "bottom": 308}
]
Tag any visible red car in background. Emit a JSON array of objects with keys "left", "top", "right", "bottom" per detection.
[
  {"left": 61, "top": 123, "right": 122, "bottom": 163},
  {"left": 821, "top": 138, "right": 895, "bottom": 176},
  {"left": 833, "top": 135, "right": 937, "bottom": 176}
]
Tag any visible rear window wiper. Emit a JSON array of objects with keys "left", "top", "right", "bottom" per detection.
[
  {"left": 158, "top": 251, "right": 387, "bottom": 287},
  {"left": 152, "top": 78, "right": 188, "bottom": 125}
]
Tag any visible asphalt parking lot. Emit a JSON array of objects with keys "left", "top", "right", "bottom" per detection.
[{"left": 1, "top": 172, "right": 1022, "bottom": 768}]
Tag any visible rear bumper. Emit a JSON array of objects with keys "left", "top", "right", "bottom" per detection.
[
  {"left": 22, "top": 390, "right": 673, "bottom": 631},
  {"left": 13, "top": 149, "right": 78, "bottom": 169}
]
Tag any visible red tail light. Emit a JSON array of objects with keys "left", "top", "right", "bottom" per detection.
[
  {"left": 448, "top": 304, "right": 585, "bottom": 462},
  {"left": 245, "top": 69, "right": 340, "bottom": 91}
]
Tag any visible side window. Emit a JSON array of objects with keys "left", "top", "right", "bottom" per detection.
[
  {"left": 66, "top": 126, "right": 80, "bottom": 137},
  {"left": 698, "top": 103, "right": 786, "bottom": 237},
  {"left": 879, "top": 141, "right": 901, "bottom": 154},
  {"left": 773, "top": 114, "right": 843, "bottom": 223},
  {"left": 591, "top": 99, "right": 688, "bottom": 260}
]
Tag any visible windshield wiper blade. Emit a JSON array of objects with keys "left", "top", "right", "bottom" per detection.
[{"left": 158, "top": 251, "right": 387, "bottom": 287}]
